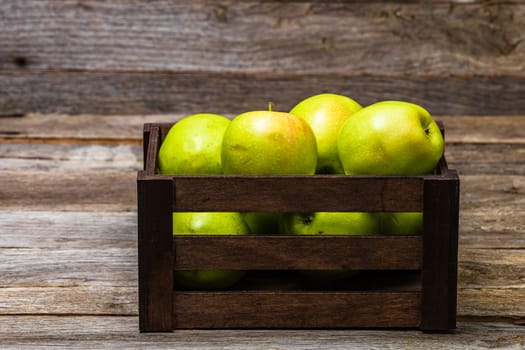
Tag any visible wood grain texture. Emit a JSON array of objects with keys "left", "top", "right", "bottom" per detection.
[
  {"left": 460, "top": 174, "right": 525, "bottom": 211},
  {"left": 0, "top": 143, "right": 141, "bottom": 171},
  {"left": 1, "top": 247, "right": 136, "bottom": 287},
  {"left": 0, "top": 170, "right": 137, "bottom": 211},
  {"left": 0, "top": 317, "right": 524, "bottom": 349},
  {"left": 174, "top": 236, "right": 422, "bottom": 270},
  {"left": 2, "top": 114, "right": 524, "bottom": 144},
  {"left": 0, "top": 114, "right": 183, "bottom": 142},
  {"left": 170, "top": 175, "right": 424, "bottom": 212},
  {"left": 2, "top": 71, "right": 525, "bottom": 116},
  {"left": 1, "top": 211, "right": 524, "bottom": 318},
  {"left": 0, "top": 287, "right": 137, "bottom": 316},
  {"left": 0, "top": 211, "right": 137, "bottom": 249},
  {"left": 446, "top": 144, "right": 525, "bottom": 175},
  {"left": 1, "top": 1, "right": 523, "bottom": 76},
  {"left": 441, "top": 116, "right": 525, "bottom": 144},
  {"left": 459, "top": 288, "right": 525, "bottom": 319},
  {"left": 1, "top": 0, "right": 524, "bottom": 116},
  {"left": 173, "top": 291, "right": 421, "bottom": 329},
  {"left": 459, "top": 211, "right": 525, "bottom": 249},
  {"left": 459, "top": 248, "right": 525, "bottom": 288}
]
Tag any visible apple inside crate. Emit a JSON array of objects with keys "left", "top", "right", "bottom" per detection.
[{"left": 137, "top": 123, "right": 459, "bottom": 332}]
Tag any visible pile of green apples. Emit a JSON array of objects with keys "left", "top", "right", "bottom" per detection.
[{"left": 158, "top": 93, "right": 445, "bottom": 290}]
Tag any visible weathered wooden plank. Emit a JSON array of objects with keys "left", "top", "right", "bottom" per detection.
[
  {"left": 459, "top": 248, "right": 525, "bottom": 289},
  {"left": 1, "top": 114, "right": 524, "bottom": 145},
  {"left": 170, "top": 175, "right": 423, "bottom": 212},
  {"left": 0, "top": 143, "right": 141, "bottom": 171},
  {"left": 460, "top": 174, "right": 525, "bottom": 211},
  {"left": 0, "top": 114, "right": 184, "bottom": 142},
  {"left": 0, "top": 211, "right": 137, "bottom": 249},
  {"left": 173, "top": 291, "right": 421, "bottom": 329},
  {"left": 2, "top": 72, "right": 525, "bottom": 116},
  {"left": 0, "top": 317, "right": 523, "bottom": 349},
  {"left": 0, "top": 248, "right": 136, "bottom": 287},
  {"left": 0, "top": 170, "right": 137, "bottom": 211},
  {"left": 1, "top": 1, "right": 523, "bottom": 76},
  {"left": 441, "top": 116, "right": 525, "bottom": 144},
  {"left": 459, "top": 211, "right": 525, "bottom": 249},
  {"left": 446, "top": 144, "right": 525, "bottom": 175},
  {"left": 459, "top": 289, "right": 525, "bottom": 319},
  {"left": 174, "top": 236, "right": 422, "bottom": 270},
  {"left": 0, "top": 287, "right": 137, "bottom": 316}
]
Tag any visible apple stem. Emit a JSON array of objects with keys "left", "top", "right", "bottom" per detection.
[{"left": 268, "top": 102, "right": 274, "bottom": 112}]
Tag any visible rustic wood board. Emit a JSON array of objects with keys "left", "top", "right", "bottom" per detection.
[
  {"left": 2, "top": 72, "right": 525, "bottom": 116},
  {"left": 1, "top": 1, "right": 525, "bottom": 115},
  {"left": 0, "top": 114, "right": 181, "bottom": 143},
  {"left": 0, "top": 170, "right": 137, "bottom": 211},
  {"left": 0, "top": 317, "right": 524, "bottom": 349},
  {"left": 0, "top": 287, "right": 138, "bottom": 316},
  {"left": 1, "top": 1, "right": 523, "bottom": 75},
  {"left": 2, "top": 114, "right": 524, "bottom": 144}
]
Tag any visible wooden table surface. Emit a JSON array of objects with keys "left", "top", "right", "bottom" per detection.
[{"left": 1, "top": 113, "right": 524, "bottom": 349}]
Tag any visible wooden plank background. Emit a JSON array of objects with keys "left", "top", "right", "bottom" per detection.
[{"left": 1, "top": 0, "right": 525, "bottom": 116}]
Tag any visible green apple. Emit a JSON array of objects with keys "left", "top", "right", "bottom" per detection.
[
  {"left": 338, "top": 101, "right": 444, "bottom": 175},
  {"left": 279, "top": 212, "right": 379, "bottom": 235},
  {"left": 242, "top": 212, "right": 281, "bottom": 235},
  {"left": 158, "top": 113, "right": 230, "bottom": 175},
  {"left": 173, "top": 212, "right": 250, "bottom": 290},
  {"left": 279, "top": 211, "right": 379, "bottom": 282},
  {"left": 290, "top": 93, "right": 362, "bottom": 174},
  {"left": 221, "top": 109, "right": 317, "bottom": 175},
  {"left": 380, "top": 212, "right": 423, "bottom": 235}
]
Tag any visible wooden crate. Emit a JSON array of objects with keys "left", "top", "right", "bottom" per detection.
[{"left": 137, "top": 122, "right": 459, "bottom": 332}]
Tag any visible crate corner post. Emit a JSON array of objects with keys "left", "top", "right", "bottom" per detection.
[
  {"left": 137, "top": 174, "right": 174, "bottom": 332},
  {"left": 421, "top": 172, "right": 460, "bottom": 331}
]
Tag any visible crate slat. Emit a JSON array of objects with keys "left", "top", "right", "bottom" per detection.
[
  {"left": 174, "top": 235, "right": 422, "bottom": 270},
  {"left": 172, "top": 175, "right": 424, "bottom": 212},
  {"left": 173, "top": 291, "right": 421, "bottom": 329}
]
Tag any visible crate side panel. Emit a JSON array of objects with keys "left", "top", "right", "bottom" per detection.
[
  {"left": 174, "top": 236, "right": 422, "bottom": 270},
  {"left": 173, "top": 291, "right": 421, "bottom": 329},
  {"left": 173, "top": 176, "right": 424, "bottom": 212}
]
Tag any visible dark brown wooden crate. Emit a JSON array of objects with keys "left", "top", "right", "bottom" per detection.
[{"left": 137, "top": 122, "right": 459, "bottom": 332}]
